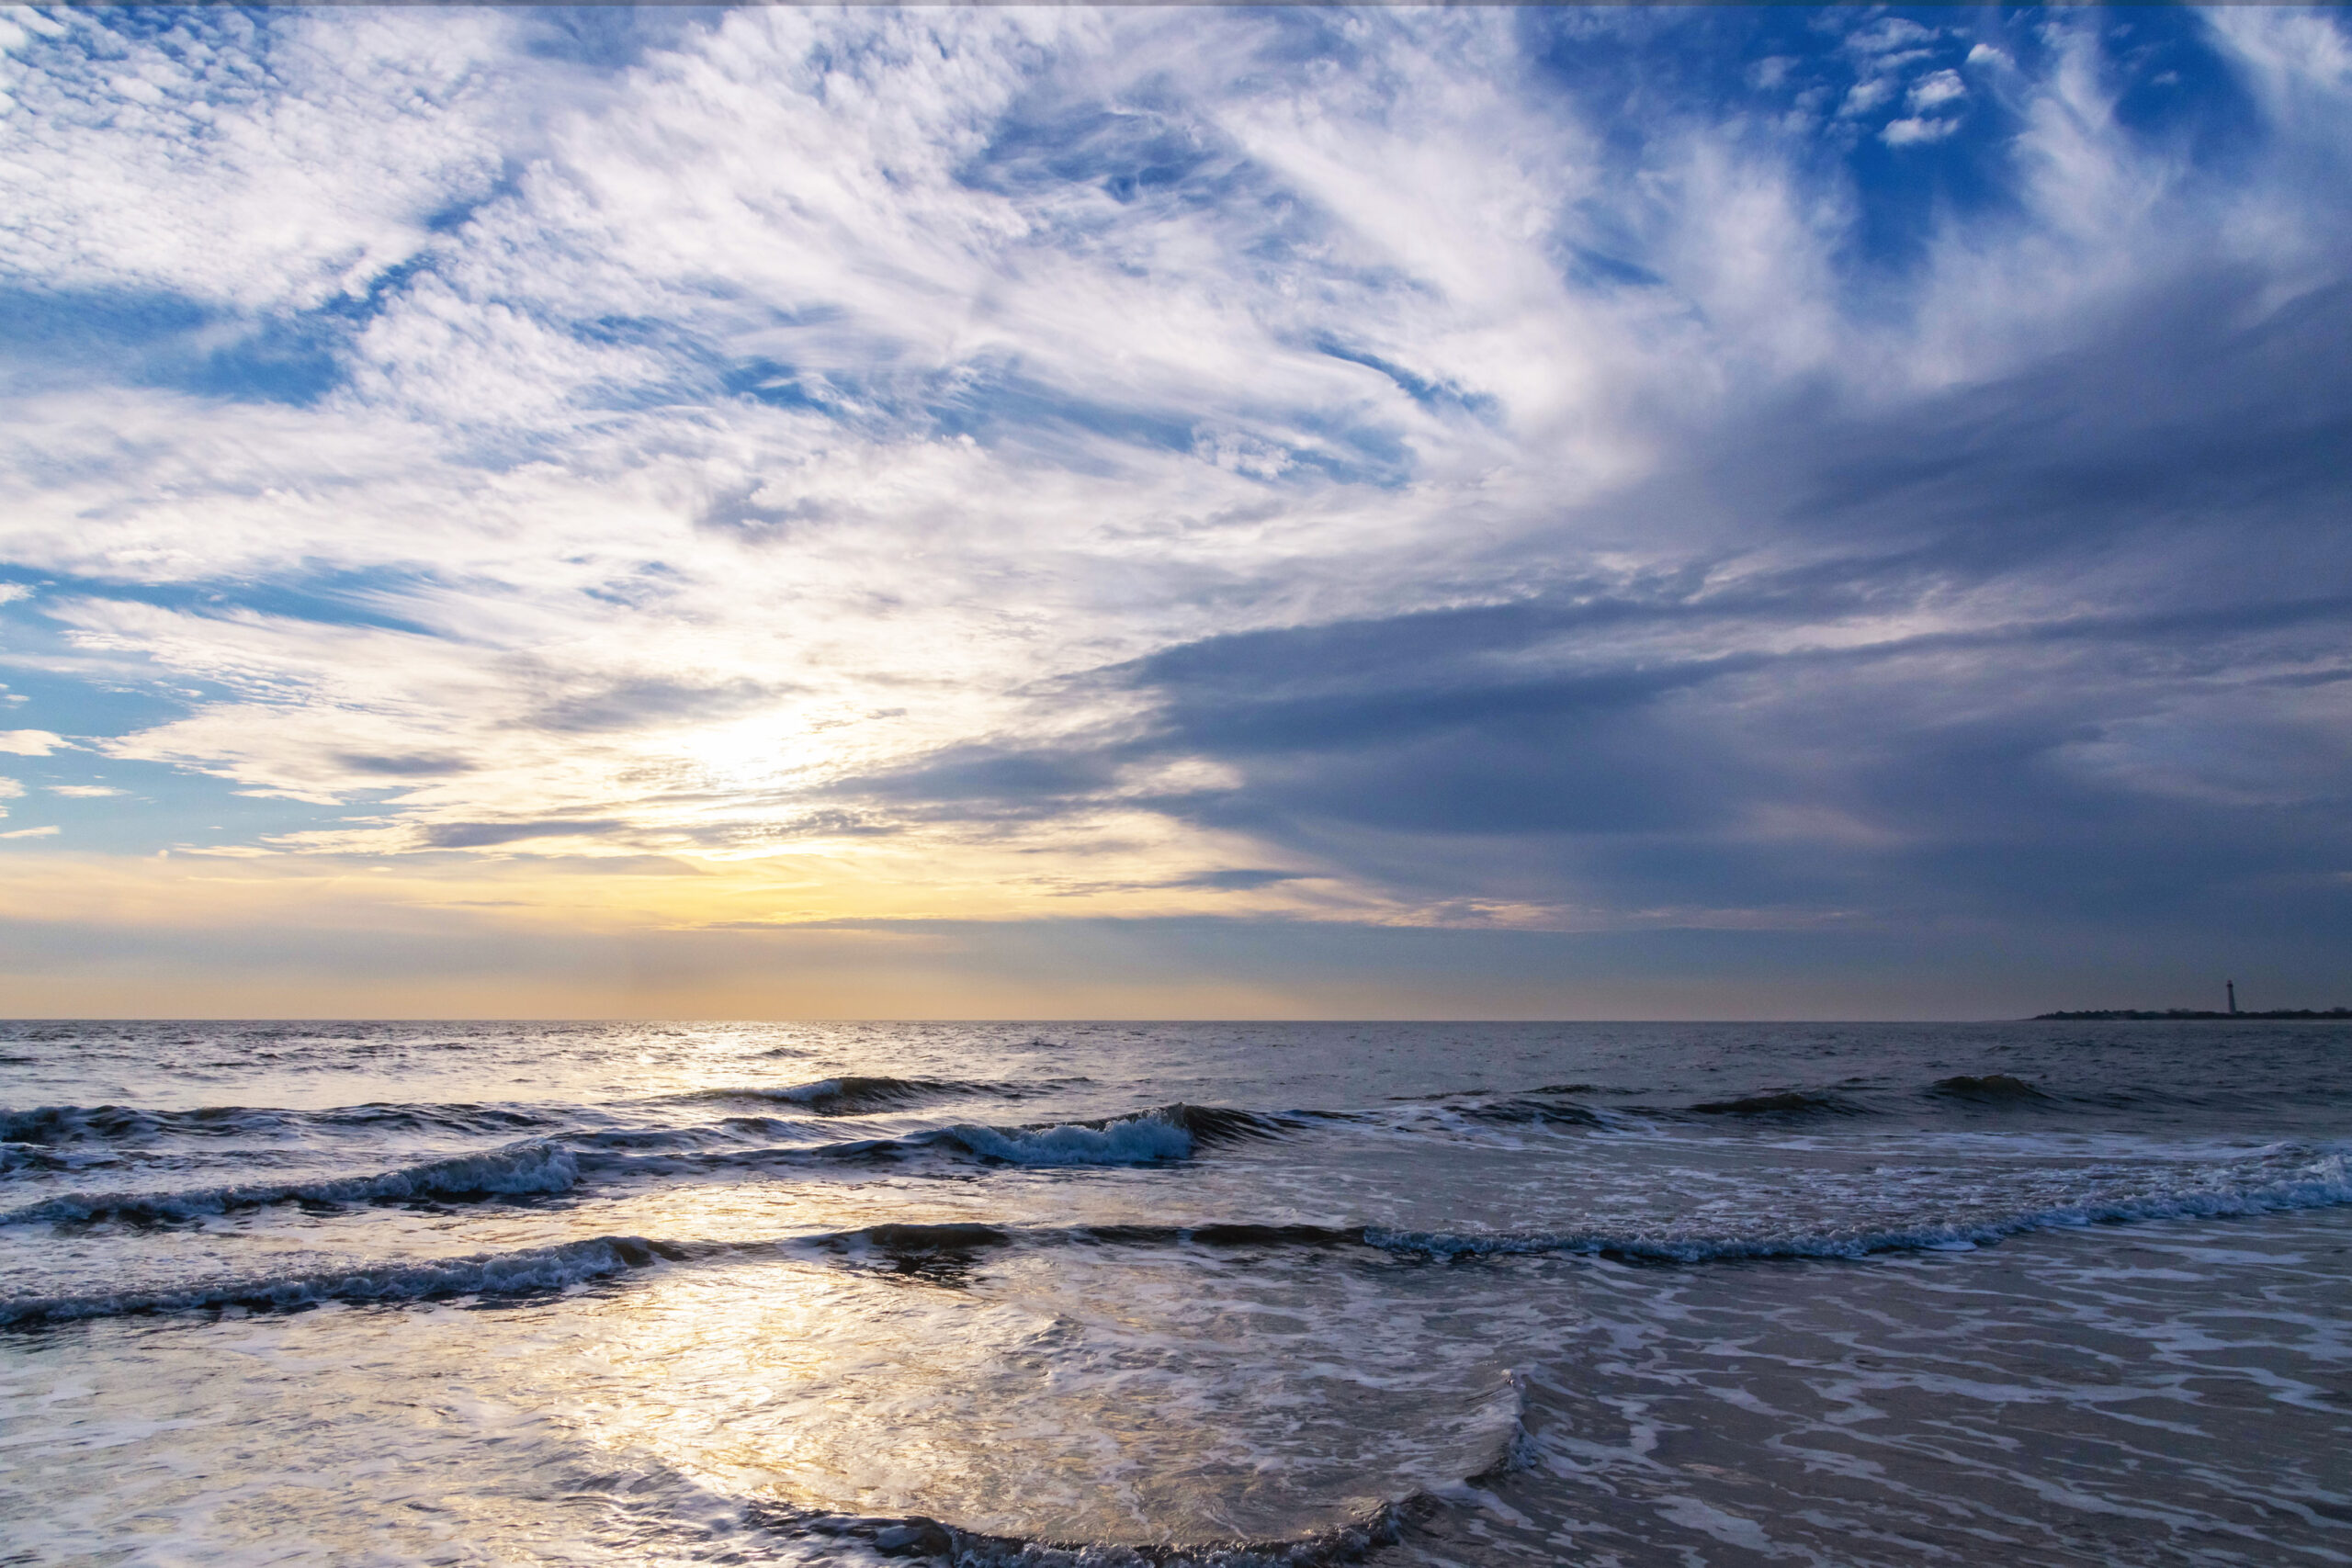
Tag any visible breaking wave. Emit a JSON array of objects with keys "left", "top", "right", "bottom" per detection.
[
  {"left": 0, "top": 1100, "right": 569, "bottom": 1146},
  {"left": 944, "top": 1115, "right": 1197, "bottom": 1166},
  {"left": 0, "top": 1234, "right": 686, "bottom": 1330},
  {"left": 943, "top": 1104, "right": 1293, "bottom": 1165},
  {"left": 0, "top": 1138, "right": 580, "bottom": 1226},
  {"left": 20, "top": 1147, "right": 2351, "bottom": 1329},
  {"left": 586, "top": 1103, "right": 1299, "bottom": 1178}
]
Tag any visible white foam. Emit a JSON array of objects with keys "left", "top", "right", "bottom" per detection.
[{"left": 946, "top": 1112, "right": 1194, "bottom": 1167}]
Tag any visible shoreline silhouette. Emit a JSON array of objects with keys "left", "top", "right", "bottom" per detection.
[{"left": 2033, "top": 1009, "right": 2352, "bottom": 1021}]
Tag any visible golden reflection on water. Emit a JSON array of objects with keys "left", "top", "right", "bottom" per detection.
[
  {"left": 552, "top": 1254, "right": 1281, "bottom": 1545},
  {"left": 528, "top": 1203, "right": 1515, "bottom": 1549}
]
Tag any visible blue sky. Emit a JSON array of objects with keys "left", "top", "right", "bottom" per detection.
[{"left": 0, "top": 6, "right": 2346, "bottom": 1018}]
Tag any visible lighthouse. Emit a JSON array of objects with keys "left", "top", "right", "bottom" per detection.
[{"left": 2227, "top": 980, "right": 2238, "bottom": 1015}]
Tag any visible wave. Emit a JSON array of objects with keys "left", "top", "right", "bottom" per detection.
[
  {"left": 668, "top": 1074, "right": 1102, "bottom": 1117},
  {"left": 803, "top": 1149, "right": 2352, "bottom": 1269},
  {"left": 1379, "top": 1085, "right": 1602, "bottom": 1127},
  {"left": 0, "top": 1234, "right": 687, "bottom": 1330},
  {"left": 943, "top": 1114, "right": 1197, "bottom": 1166},
  {"left": 0, "top": 1137, "right": 580, "bottom": 1226},
  {"left": 803, "top": 1221, "right": 1012, "bottom": 1283},
  {"left": 1435, "top": 1094, "right": 1601, "bottom": 1128},
  {"left": 1926, "top": 1073, "right": 2047, "bottom": 1103},
  {"left": 948, "top": 1103, "right": 1296, "bottom": 1164},
  {"left": 0, "top": 1144, "right": 150, "bottom": 1176},
  {"left": 671, "top": 1075, "right": 1010, "bottom": 1116},
  {"left": 1395, "top": 1082, "right": 1871, "bottom": 1125},
  {"left": 1398, "top": 1076, "right": 2194, "bottom": 1125},
  {"left": 5, "top": 1102, "right": 1295, "bottom": 1221},
  {"left": 2, "top": 1102, "right": 327, "bottom": 1145},
  {"left": 1673, "top": 1075, "right": 2352, "bottom": 1121},
  {"left": 1367, "top": 1149, "right": 2352, "bottom": 1262},
  {"left": 15, "top": 1079, "right": 2331, "bottom": 1235},
  {"left": 587, "top": 1103, "right": 1299, "bottom": 1179},
  {"left": 0, "top": 1100, "right": 562, "bottom": 1145},
  {"left": 24, "top": 1149, "right": 2350, "bottom": 1329},
  {"left": 6, "top": 1068, "right": 2271, "bottom": 1177},
  {"left": 1686, "top": 1089, "right": 1864, "bottom": 1118}
]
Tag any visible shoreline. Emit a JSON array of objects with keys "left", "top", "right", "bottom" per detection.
[{"left": 2033, "top": 1009, "right": 2352, "bottom": 1021}]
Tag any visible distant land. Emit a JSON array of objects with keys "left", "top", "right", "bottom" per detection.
[{"left": 2034, "top": 1009, "right": 2352, "bottom": 1021}]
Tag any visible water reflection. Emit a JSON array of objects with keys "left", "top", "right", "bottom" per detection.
[
  {"left": 549, "top": 1234, "right": 1521, "bottom": 1547},
  {"left": 7, "top": 1020, "right": 2350, "bottom": 1566}
]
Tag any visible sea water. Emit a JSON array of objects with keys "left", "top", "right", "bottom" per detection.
[{"left": 2, "top": 1020, "right": 2347, "bottom": 1565}]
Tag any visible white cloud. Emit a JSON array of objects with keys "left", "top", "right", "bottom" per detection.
[
  {"left": 0, "top": 730, "right": 64, "bottom": 755},
  {"left": 1883, "top": 116, "right": 1962, "bottom": 148},
  {"left": 0, "top": 8, "right": 530, "bottom": 310},
  {"left": 1841, "top": 18, "right": 1938, "bottom": 61},
  {"left": 0, "top": 825, "right": 59, "bottom": 839},
  {"left": 1839, "top": 77, "right": 1897, "bottom": 118},
  {"left": 1907, "top": 70, "right": 1967, "bottom": 112},
  {"left": 50, "top": 784, "right": 121, "bottom": 797}
]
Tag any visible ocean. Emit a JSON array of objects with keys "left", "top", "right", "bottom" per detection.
[{"left": 3, "top": 1019, "right": 2347, "bottom": 1566}]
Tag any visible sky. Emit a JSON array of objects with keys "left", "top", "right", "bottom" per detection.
[{"left": 0, "top": 4, "right": 2347, "bottom": 1020}]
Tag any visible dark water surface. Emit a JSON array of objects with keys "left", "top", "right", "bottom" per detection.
[{"left": 3, "top": 1020, "right": 2347, "bottom": 1565}]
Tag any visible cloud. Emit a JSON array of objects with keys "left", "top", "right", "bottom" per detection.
[
  {"left": 1883, "top": 116, "right": 1961, "bottom": 148},
  {"left": 48, "top": 784, "right": 121, "bottom": 797},
  {"left": 1841, "top": 78, "right": 1898, "bottom": 118},
  {"left": 0, "top": 8, "right": 524, "bottom": 312},
  {"left": 1841, "top": 18, "right": 1938, "bottom": 61},
  {"left": 1907, "top": 69, "right": 1967, "bottom": 112},
  {"left": 416, "top": 818, "right": 628, "bottom": 851},
  {"left": 0, "top": 6, "right": 2347, "bottom": 1007}
]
